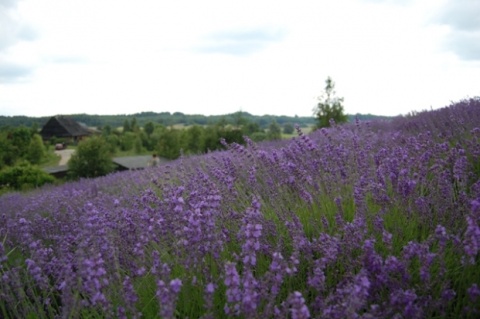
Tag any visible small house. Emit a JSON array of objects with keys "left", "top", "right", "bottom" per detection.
[
  {"left": 112, "top": 155, "right": 168, "bottom": 171},
  {"left": 40, "top": 115, "right": 92, "bottom": 143}
]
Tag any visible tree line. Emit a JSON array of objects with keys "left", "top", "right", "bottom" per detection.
[
  {"left": 1, "top": 76, "right": 393, "bottom": 190},
  {"left": 0, "top": 111, "right": 316, "bottom": 130},
  {"left": 101, "top": 117, "right": 286, "bottom": 160},
  {"left": 0, "top": 116, "right": 290, "bottom": 190},
  {"left": 0, "top": 110, "right": 391, "bottom": 130}
]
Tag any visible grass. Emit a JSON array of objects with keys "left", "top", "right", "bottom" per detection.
[{"left": 39, "top": 150, "right": 61, "bottom": 168}]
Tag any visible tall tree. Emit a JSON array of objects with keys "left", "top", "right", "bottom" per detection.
[
  {"left": 123, "top": 119, "right": 131, "bottom": 133},
  {"left": 267, "top": 121, "right": 282, "bottom": 140},
  {"left": 26, "top": 134, "right": 46, "bottom": 165},
  {"left": 313, "top": 76, "right": 348, "bottom": 129},
  {"left": 68, "top": 137, "right": 114, "bottom": 179},
  {"left": 131, "top": 117, "right": 138, "bottom": 132},
  {"left": 144, "top": 121, "right": 155, "bottom": 137}
]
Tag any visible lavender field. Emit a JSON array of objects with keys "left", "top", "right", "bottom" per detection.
[{"left": 1, "top": 99, "right": 480, "bottom": 318}]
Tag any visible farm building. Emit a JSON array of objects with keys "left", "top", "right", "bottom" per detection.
[
  {"left": 40, "top": 115, "right": 92, "bottom": 143},
  {"left": 112, "top": 155, "right": 169, "bottom": 171}
]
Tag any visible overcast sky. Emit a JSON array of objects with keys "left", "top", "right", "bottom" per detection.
[{"left": 1, "top": 0, "right": 479, "bottom": 117}]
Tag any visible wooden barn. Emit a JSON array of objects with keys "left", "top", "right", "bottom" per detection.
[{"left": 40, "top": 115, "right": 92, "bottom": 143}]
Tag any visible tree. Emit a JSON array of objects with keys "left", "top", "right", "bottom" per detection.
[
  {"left": 243, "top": 122, "right": 261, "bottom": 135},
  {"left": 182, "top": 125, "right": 204, "bottom": 154},
  {"left": 120, "top": 132, "right": 136, "bottom": 151},
  {"left": 250, "top": 131, "right": 267, "bottom": 142},
  {"left": 156, "top": 128, "right": 182, "bottom": 159},
  {"left": 26, "top": 134, "right": 46, "bottom": 165},
  {"left": 68, "top": 137, "right": 114, "bottom": 179},
  {"left": 313, "top": 76, "right": 348, "bottom": 129},
  {"left": 0, "top": 161, "right": 54, "bottom": 191},
  {"left": 123, "top": 119, "right": 131, "bottom": 133},
  {"left": 11, "top": 126, "right": 32, "bottom": 156},
  {"left": 144, "top": 121, "right": 155, "bottom": 137},
  {"left": 267, "top": 121, "right": 282, "bottom": 140},
  {"left": 283, "top": 123, "right": 294, "bottom": 134},
  {"left": 102, "top": 125, "right": 112, "bottom": 137},
  {"left": 0, "top": 133, "right": 16, "bottom": 168},
  {"left": 131, "top": 117, "right": 138, "bottom": 132}
]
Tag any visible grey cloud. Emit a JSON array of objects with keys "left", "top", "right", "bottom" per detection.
[
  {"left": 434, "top": 0, "right": 480, "bottom": 61},
  {"left": 197, "top": 28, "right": 286, "bottom": 56},
  {"left": 0, "top": 0, "right": 37, "bottom": 52},
  {"left": 361, "top": 0, "right": 414, "bottom": 5},
  {"left": 444, "top": 32, "right": 480, "bottom": 61},
  {"left": 0, "top": 62, "right": 32, "bottom": 83},
  {"left": 18, "top": 24, "right": 38, "bottom": 41},
  {"left": 0, "top": 0, "right": 16, "bottom": 9},
  {"left": 436, "top": 0, "right": 480, "bottom": 32},
  {"left": 45, "top": 55, "right": 89, "bottom": 64}
]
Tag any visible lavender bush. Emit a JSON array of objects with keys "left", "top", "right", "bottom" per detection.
[{"left": 1, "top": 98, "right": 479, "bottom": 318}]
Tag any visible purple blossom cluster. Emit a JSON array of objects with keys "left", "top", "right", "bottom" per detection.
[{"left": 1, "top": 98, "right": 480, "bottom": 318}]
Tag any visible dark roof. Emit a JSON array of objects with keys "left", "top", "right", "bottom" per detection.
[
  {"left": 113, "top": 155, "right": 150, "bottom": 170},
  {"left": 112, "top": 155, "right": 168, "bottom": 170},
  {"left": 43, "top": 165, "right": 69, "bottom": 174},
  {"left": 42, "top": 165, "right": 69, "bottom": 178},
  {"left": 40, "top": 115, "right": 92, "bottom": 139}
]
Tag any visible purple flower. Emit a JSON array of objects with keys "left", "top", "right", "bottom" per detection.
[
  {"left": 463, "top": 214, "right": 480, "bottom": 264},
  {"left": 435, "top": 225, "right": 448, "bottom": 248},
  {"left": 467, "top": 284, "right": 480, "bottom": 302},
  {"left": 205, "top": 282, "right": 215, "bottom": 294},
  {"left": 0, "top": 243, "right": 7, "bottom": 266},
  {"left": 170, "top": 278, "right": 182, "bottom": 294},
  {"left": 288, "top": 291, "right": 310, "bottom": 319},
  {"left": 224, "top": 262, "right": 241, "bottom": 315},
  {"left": 156, "top": 278, "right": 182, "bottom": 319},
  {"left": 389, "top": 289, "right": 423, "bottom": 319},
  {"left": 241, "top": 270, "right": 259, "bottom": 316},
  {"left": 25, "top": 258, "right": 48, "bottom": 290},
  {"left": 122, "top": 275, "right": 138, "bottom": 307},
  {"left": 308, "top": 260, "right": 326, "bottom": 292}
]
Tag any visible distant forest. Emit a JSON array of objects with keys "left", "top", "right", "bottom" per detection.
[{"left": 0, "top": 111, "right": 392, "bottom": 129}]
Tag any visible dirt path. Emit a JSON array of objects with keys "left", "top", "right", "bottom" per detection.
[{"left": 54, "top": 149, "right": 75, "bottom": 166}]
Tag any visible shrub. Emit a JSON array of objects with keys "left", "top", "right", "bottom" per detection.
[
  {"left": 0, "top": 161, "right": 54, "bottom": 191},
  {"left": 68, "top": 136, "right": 114, "bottom": 179}
]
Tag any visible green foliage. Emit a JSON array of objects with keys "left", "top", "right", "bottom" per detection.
[
  {"left": 11, "top": 126, "right": 32, "bottom": 155},
  {"left": 0, "top": 161, "right": 54, "bottom": 192},
  {"left": 26, "top": 134, "right": 46, "bottom": 165},
  {"left": 119, "top": 132, "right": 136, "bottom": 151},
  {"left": 267, "top": 121, "right": 282, "bottom": 140},
  {"left": 105, "top": 135, "right": 119, "bottom": 154},
  {"left": 123, "top": 119, "right": 131, "bottom": 133},
  {"left": 134, "top": 136, "right": 144, "bottom": 154},
  {"left": 0, "top": 127, "right": 48, "bottom": 169},
  {"left": 182, "top": 125, "right": 204, "bottom": 155},
  {"left": 202, "top": 126, "right": 221, "bottom": 152},
  {"left": 156, "top": 128, "right": 182, "bottom": 159},
  {"left": 131, "top": 117, "right": 138, "bottom": 132},
  {"left": 1, "top": 112, "right": 321, "bottom": 131},
  {"left": 283, "top": 123, "right": 294, "bottom": 134},
  {"left": 232, "top": 111, "right": 248, "bottom": 126},
  {"left": 250, "top": 131, "right": 267, "bottom": 142},
  {"left": 102, "top": 125, "right": 112, "bottom": 137},
  {"left": 0, "top": 134, "right": 16, "bottom": 168},
  {"left": 144, "top": 121, "right": 155, "bottom": 136},
  {"left": 221, "top": 128, "right": 244, "bottom": 145},
  {"left": 68, "top": 137, "right": 114, "bottom": 179},
  {"left": 243, "top": 122, "right": 262, "bottom": 135},
  {"left": 314, "top": 76, "right": 348, "bottom": 129}
]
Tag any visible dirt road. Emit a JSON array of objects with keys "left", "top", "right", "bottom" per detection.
[{"left": 54, "top": 149, "right": 75, "bottom": 166}]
